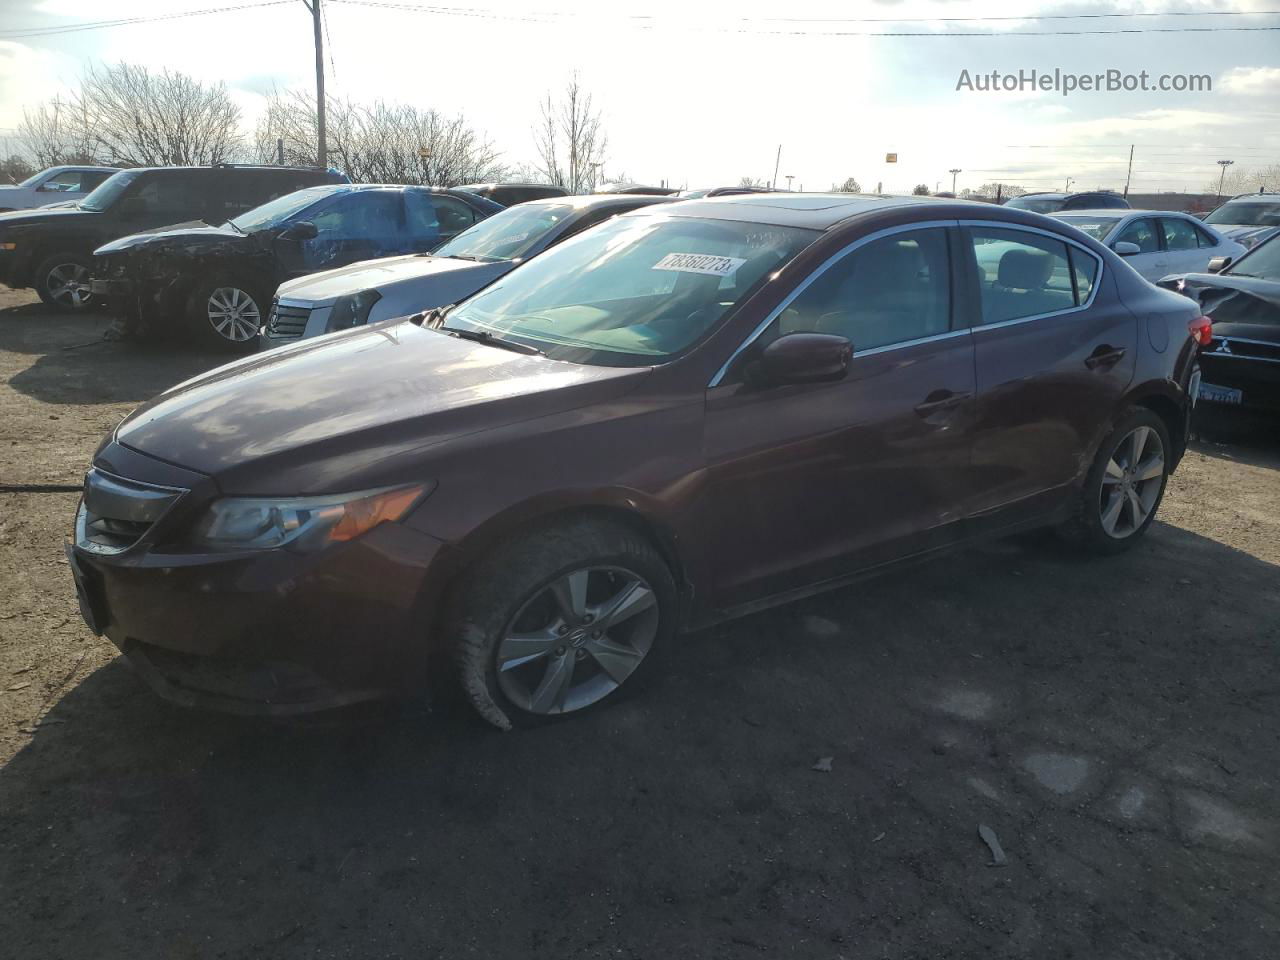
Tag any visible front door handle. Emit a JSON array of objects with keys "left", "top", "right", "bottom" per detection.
[
  {"left": 1085, "top": 345, "right": 1127, "bottom": 370},
  {"left": 914, "top": 389, "right": 971, "bottom": 416}
]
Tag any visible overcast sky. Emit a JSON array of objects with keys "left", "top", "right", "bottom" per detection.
[{"left": 0, "top": 0, "right": 1277, "bottom": 193}]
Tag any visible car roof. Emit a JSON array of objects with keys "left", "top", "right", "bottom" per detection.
[
  {"left": 1056, "top": 209, "right": 1192, "bottom": 217},
  {"left": 45, "top": 164, "right": 119, "bottom": 173},
  {"left": 458, "top": 182, "right": 563, "bottom": 190},
  {"left": 643, "top": 192, "right": 976, "bottom": 231},
  {"left": 516, "top": 194, "right": 674, "bottom": 212}
]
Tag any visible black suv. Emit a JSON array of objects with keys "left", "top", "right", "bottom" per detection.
[
  {"left": 0, "top": 165, "right": 347, "bottom": 310},
  {"left": 93, "top": 184, "right": 502, "bottom": 349},
  {"left": 1004, "top": 191, "right": 1130, "bottom": 214},
  {"left": 456, "top": 182, "right": 569, "bottom": 207}
]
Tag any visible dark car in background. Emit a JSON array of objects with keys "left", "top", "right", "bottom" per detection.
[
  {"left": 0, "top": 165, "right": 347, "bottom": 310},
  {"left": 1159, "top": 233, "right": 1280, "bottom": 423},
  {"left": 456, "top": 182, "right": 569, "bottom": 207},
  {"left": 262, "top": 193, "right": 672, "bottom": 347},
  {"left": 1201, "top": 192, "right": 1280, "bottom": 251},
  {"left": 677, "top": 186, "right": 774, "bottom": 199},
  {"left": 1005, "top": 191, "right": 1130, "bottom": 214},
  {"left": 69, "top": 194, "right": 1202, "bottom": 724},
  {"left": 92, "top": 184, "right": 502, "bottom": 349}
]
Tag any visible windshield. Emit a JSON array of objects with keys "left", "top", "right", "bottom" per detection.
[
  {"left": 1005, "top": 196, "right": 1066, "bottom": 214},
  {"left": 1226, "top": 234, "right": 1280, "bottom": 280},
  {"left": 79, "top": 169, "right": 141, "bottom": 211},
  {"left": 434, "top": 203, "right": 575, "bottom": 261},
  {"left": 1204, "top": 201, "right": 1280, "bottom": 227},
  {"left": 1054, "top": 215, "right": 1122, "bottom": 240},
  {"left": 229, "top": 187, "right": 339, "bottom": 232},
  {"left": 444, "top": 214, "right": 818, "bottom": 366}
]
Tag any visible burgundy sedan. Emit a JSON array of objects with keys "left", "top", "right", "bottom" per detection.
[{"left": 68, "top": 194, "right": 1206, "bottom": 726}]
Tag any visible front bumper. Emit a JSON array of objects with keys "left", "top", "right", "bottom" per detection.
[{"left": 68, "top": 454, "right": 452, "bottom": 714}]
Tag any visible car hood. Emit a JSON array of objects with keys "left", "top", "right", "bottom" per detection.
[
  {"left": 0, "top": 206, "right": 97, "bottom": 229},
  {"left": 94, "top": 221, "right": 247, "bottom": 256},
  {"left": 113, "top": 318, "right": 649, "bottom": 494},
  {"left": 1160, "top": 272, "right": 1280, "bottom": 327},
  {"left": 276, "top": 253, "right": 499, "bottom": 303},
  {"left": 1214, "top": 224, "right": 1279, "bottom": 243}
]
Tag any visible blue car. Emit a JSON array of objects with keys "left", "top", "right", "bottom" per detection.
[{"left": 91, "top": 184, "right": 502, "bottom": 350}]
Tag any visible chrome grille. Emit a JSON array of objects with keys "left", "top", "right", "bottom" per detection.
[
  {"left": 76, "top": 468, "right": 186, "bottom": 555},
  {"left": 1208, "top": 337, "right": 1280, "bottom": 364},
  {"left": 265, "top": 299, "right": 311, "bottom": 340}
]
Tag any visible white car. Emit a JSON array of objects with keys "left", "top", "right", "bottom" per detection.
[
  {"left": 1053, "top": 209, "right": 1246, "bottom": 281},
  {"left": 0, "top": 165, "right": 119, "bottom": 212},
  {"left": 261, "top": 193, "right": 672, "bottom": 347}
]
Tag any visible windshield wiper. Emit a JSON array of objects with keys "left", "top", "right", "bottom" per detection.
[{"left": 436, "top": 325, "right": 544, "bottom": 356}]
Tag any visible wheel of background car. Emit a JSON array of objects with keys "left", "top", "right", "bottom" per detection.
[
  {"left": 185, "top": 279, "right": 266, "bottom": 352},
  {"left": 34, "top": 252, "right": 95, "bottom": 310},
  {"left": 1059, "top": 408, "right": 1171, "bottom": 554},
  {"left": 449, "top": 517, "right": 676, "bottom": 728}
]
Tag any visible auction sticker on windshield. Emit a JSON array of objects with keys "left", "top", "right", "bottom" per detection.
[{"left": 652, "top": 253, "right": 746, "bottom": 277}]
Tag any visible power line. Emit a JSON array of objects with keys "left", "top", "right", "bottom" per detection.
[{"left": 0, "top": 1, "right": 294, "bottom": 39}]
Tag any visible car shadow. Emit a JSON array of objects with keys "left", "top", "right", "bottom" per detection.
[
  {"left": 2, "top": 519, "right": 1278, "bottom": 957},
  {"left": 1, "top": 307, "right": 233, "bottom": 405}
]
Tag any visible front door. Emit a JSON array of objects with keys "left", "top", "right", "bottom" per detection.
[
  {"left": 699, "top": 226, "right": 976, "bottom": 610},
  {"left": 963, "top": 223, "right": 1136, "bottom": 529}
]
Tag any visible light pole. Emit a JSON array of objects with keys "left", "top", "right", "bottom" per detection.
[
  {"left": 1064, "top": 176, "right": 1073, "bottom": 192},
  {"left": 785, "top": 175, "right": 795, "bottom": 192},
  {"left": 1216, "top": 159, "right": 1234, "bottom": 201},
  {"left": 948, "top": 168, "right": 961, "bottom": 193}
]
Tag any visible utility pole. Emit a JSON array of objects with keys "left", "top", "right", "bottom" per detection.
[
  {"left": 1216, "top": 159, "right": 1234, "bottom": 201},
  {"left": 1123, "top": 144, "right": 1134, "bottom": 198},
  {"left": 771, "top": 144, "right": 781, "bottom": 191},
  {"left": 785, "top": 174, "right": 795, "bottom": 192},
  {"left": 949, "top": 168, "right": 961, "bottom": 193},
  {"left": 305, "top": 0, "right": 326, "bottom": 168}
]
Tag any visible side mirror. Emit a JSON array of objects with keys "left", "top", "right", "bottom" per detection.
[
  {"left": 1113, "top": 241, "right": 1141, "bottom": 256},
  {"left": 117, "top": 197, "right": 147, "bottom": 219},
  {"left": 279, "top": 220, "right": 318, "bottom": 241},
  {"left": 1207, "top": 256, "right": 1231, "bottom": 274},
  {"left": 750, "top": 333, "right": 852, "bottom": 388}
]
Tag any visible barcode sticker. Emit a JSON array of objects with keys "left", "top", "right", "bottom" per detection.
[{"left": 652, "top": 253, "right": 746, "bottom": 277}]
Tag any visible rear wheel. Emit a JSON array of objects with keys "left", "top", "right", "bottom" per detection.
[
  {"left": 34, "top": 252, "right": 95, "bottom": 310},
  {"left": 185, "top": 279, "right": 266, "bottom": 351},
  {"left": 448, "top": 518, "right": 676, "bottom": 728},
  {"left": 1060, "top": 408, "right": 1171, "bottom": 554}
]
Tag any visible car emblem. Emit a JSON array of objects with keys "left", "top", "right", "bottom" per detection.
[{"left": 1218, "top": 338, "right": 1232, "bottom": 355}]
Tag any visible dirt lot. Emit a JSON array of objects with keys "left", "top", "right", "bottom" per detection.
[{"left": 2, "top": 288, "right": 1278, "bottom": 959}]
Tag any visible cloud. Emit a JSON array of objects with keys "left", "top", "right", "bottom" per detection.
[{"left": 1220, "top": 66, "right": 1280, "bottom": 95}]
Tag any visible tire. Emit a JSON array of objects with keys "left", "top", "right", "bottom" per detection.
[
  {"left": 33, "top": 252, "right": 95, "bottom": 310},
  {"left": 185, "top": 278, "right": 268, "bottom": 351},
  {"left": 1059, "top": 408, "right": 1171, "bottom": 555},
  {"left": 448, "top": 517, "right": 677, "bottom": 729}
]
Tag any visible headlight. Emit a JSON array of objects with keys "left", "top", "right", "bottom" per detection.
[
  {"left": 325, "top": 288, "right": 382, "bottom": 333},
  {"left": 189, "top": 484, "right": 429, "bottom": 551}
]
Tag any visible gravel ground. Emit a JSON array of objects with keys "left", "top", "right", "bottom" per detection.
[{"left": 1, "top": 289, "right": 1278, "bottom": 959}]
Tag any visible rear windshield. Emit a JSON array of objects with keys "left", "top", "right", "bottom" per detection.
[
  {"left": 1005, "top": 196, "right": 1066, "bottom": 214},
  {"left": 1205, "top": 201, "right": 1280, "bottom": 227},
  {"left": 443, "top": 213, "right": 818, "bottom": 366},
  {"left": 79, "top": 170, "right": 142, "bottom": 211},
  {"left": 434, "top": 203, "right": 574, "bottom": 261},
  {"left": 1053, "top": 215, "right": 1122, "bottom": 240}
]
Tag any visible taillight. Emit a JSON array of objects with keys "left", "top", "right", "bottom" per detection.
[{"left": 1188, "top": 315, "right": 1213, "bottom": 347}]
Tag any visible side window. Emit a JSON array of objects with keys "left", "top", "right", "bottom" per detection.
[
  {"left": 1161, "top": 218, "right": 1199, "bottom": 252},
  {"left": 310, "top": 192, "right": 404, "bottom": 239},
  {"left": 80, "top": 171, "right": 113, "bottom": 192},
  {"left": 405, "top": 193, "right": 479, "bottom": 246},
  {"left": 1115, "top": 218, "right": 1159, "bottom": 253},
  {"left": 1068, "top": 248, "right": 1098, "bottom": 302},
  {"left": 1194, "top": 225, "right": 1220, "bottom": 248},
  {"left": 127, "top": 173, "right": 205, "bottom": 218},
  {"left": 38, "top": 170, "right": 84, "bottom": 192},
  {"left": 774, "top": 228, "right": 951, "bottom": 351},
  {"left": 969, "top": 227, "right": 1076, "bottom": 325}
]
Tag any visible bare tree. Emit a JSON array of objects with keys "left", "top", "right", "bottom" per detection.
[
  {"left": 834, "top": 176, "right": 861, "bottom": 193},
  {"left": 912, "top": 184, "right": 930, "bottom": 195},
  {"left": 1203, "top": 164, "right": 1280, "bottom": 196},
  {"left": 21, "top": 64, "right": 243, "bottom": 167},
  {"left": 0, "top": 155, "right": 35, "bottom": 184},
  {"left": 534, "top": 75, "right": 607, "bottom": 193},
  {"left": 255, "top": 88, "right": 505, "bottom": 185},
  {"left": 738, "top": 176, "right": 767, "bottom": 188}
]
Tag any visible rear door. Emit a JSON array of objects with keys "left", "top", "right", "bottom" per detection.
[
  {"left": 701, "top": 224, "right": 976, "bottom": 607},
  {"left": 963, "top": 222, "right": 1135, "bottom": 529},
  {"left": 296, "top": 190, "right": 407, "bottom": 273}
]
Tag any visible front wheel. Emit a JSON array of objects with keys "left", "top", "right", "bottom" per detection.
[
  {"left": 34, "top": 252, "right": 95, "bottom": 310},
  {"left": 1060, "top": 408, "right": 1171, "bottom": 554},
  {"left": 449, "top": 518, "right": 676, "bottom": 728},
  {"left": 186, "top": 279, "right": 267, "bottom": 351}
]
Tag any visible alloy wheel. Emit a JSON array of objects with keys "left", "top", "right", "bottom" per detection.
[
  {"left": 495, "top": 565, "right": 659, "bottom": 715},
  {"left": 206, "top": 287, "right": 262, "bottom": 342},
  {"left": 1098, "top": 425, "right": 1165, "bottom": 539},
  {"left": 46, "top": 262, "right": 92, "bottom": 309}
]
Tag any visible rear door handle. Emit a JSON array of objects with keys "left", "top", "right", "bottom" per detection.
[
  {"left": 1085, "top": 345, "right": 1127, "bottom": 370},
  {"left": 914, "top": 389, "right": 971, "bottom": 416}
]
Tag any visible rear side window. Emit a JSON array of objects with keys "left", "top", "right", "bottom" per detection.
[
  {"left": 775, "top": 228, "right": 952, "bottom": 350},
  {"left": 80, "top": 171, "right": 113, "bottom": 192},
  {"left": 405, "top": 192, "right": 478, "bottom": 246},
  {"left": 127, "top": 171, "right": 209, "bottom": 219},
  {"left": 1160, "top": 218, "right": 1199, "bottom": 252},
  {"left": 969, "top": 227, "right": 1077, "bottom": 325},
  {"left": 38, "top": 170, "right": 86, "bottom": 192},
  {"left": 1194, "top": 225, "right": 1220, "bottom": 248},
  {"left": 1115, "top": 218, "right": 1159, "bottom": 253}
]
